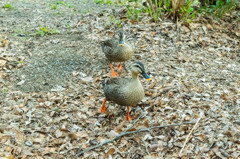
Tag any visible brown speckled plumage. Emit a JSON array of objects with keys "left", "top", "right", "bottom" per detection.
[
  {"left": 102, "top": 62, "right": 148, "bottom": 106},
  {"left": 101, "top": 31, "right": 134, "bottom": 63}
]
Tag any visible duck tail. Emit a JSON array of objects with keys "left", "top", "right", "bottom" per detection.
[{"left": 102, "top": 79, "right": 107, "bottom": 88}]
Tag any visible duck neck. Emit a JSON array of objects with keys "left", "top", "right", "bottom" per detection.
[
  {"left": 119, "top": 37, "right": 124, "bottom": 45},
  {"left": 131, "top": 72, "right": 139, "bottom": 82}
]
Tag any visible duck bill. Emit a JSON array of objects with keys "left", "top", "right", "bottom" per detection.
[{"left": 141, "top": 71, "right": 151, "bottom": 81}]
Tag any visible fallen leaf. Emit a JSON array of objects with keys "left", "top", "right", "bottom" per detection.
[
  {"left": 0, "top": 59, "right": 7, "bottom": 66},
  {"left": 105, "top": 148, "right": 115, "bottom": 158},
  {"left": 14, "top": 130, "right": 26, "bottom": 145}
]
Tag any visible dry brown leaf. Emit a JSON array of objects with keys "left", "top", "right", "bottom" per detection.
[
  {"left": 5, "top": 146, "right": 12, "bottom": 152},
  {"left": 144, "top": 155, "right": 156, "bottom": 159},
  {"left": 221, "top": 93, "right": 230, "bottom": 101},
  {"left": 14, "top": 130, "right": 26, "bottom": 145},
  {"left": 206, "top": 24, "right": 213, "bottom": 30},
  {"left": 4, "top": 156, "right": 17, "bottom": 159},
  {"left": 140, "top": 44, "right": 147, "bottom": 48},
  {"left": 212, "top": 146, "right": 225, "bottom": 158},
  {"left": 69, "top": 133, "right": 77, "bottom": 140},
  {"left": 198, "top": 134, "right": 205, "bottom": 142},
  {"left": 105, "top": 148, "right": 115, "bottom": 158},
  {"left": 43, "top": 147, "right": 56, "bottom": 154},
  {"left": 76, "top": 131, "right": 89, "bottom": 138},
  {"left": 0, "top": 59, "right": 7, "bottom": 66}
]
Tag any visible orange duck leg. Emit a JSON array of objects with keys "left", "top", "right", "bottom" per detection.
[
  {"left": 110, "top": 63, "right": 119, "bottom": 78},
  {"left": 100, "top": 98, "right": 107, "bottom": 113},
  {"left": 125, "top": 106, "right": 133, "bottom": 121}
]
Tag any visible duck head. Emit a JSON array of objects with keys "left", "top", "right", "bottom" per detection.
[{"left": 131, "top": 62, "right": 151, "bottom": 81}]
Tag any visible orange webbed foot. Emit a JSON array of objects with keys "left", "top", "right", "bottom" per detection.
[
  {"left": 125, "top": 114, "right": 133, "bottom": 121},
  {"left": 110, "top": 63, "right": 119, "bottom": 78},
  {"left": 115, "top": 62, "right": 124, "bottom": 70},
  {"left": 111, "top": 71, "right": 119, "bottom": 78}
]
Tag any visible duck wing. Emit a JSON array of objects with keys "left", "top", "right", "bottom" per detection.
[
  {"left": 101, "top": 37, "right": 118, "bottom": 53},
  {"left": 102, "top": 78, "right": 131, "bottom": 102}
]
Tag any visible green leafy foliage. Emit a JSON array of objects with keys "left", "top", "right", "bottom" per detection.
[
  {"left": 199, "top": 0, "right": 237, "bottom": 19},
  {"left": 106, "top": 16, "right": 122, "bottom": 28},
  {"left": 36, "top": 26, "right": 60, "bottom": 37},
  {"left": 3, "top": 4, "right": 12, "bottom": 9},
  {"left": 98, "top": 0, "right": 238, "bottom": 23},
  {"left": 165, "top": 0, "right": 171, "bottom": 12},
  {"left": 94, "top": 0, "right": 112, "bottom": 5},
  {"left": 54, "top": 1, "right": 65, "bottom": 5},
  {"left": 51, "top": 5, "right": 57, "bottom": 10},
  {"left": 52, "top": 107, "right": 60, "bottom": 112},
  {"left": 126, "top": 5, "right": 141, "bottom": 22},
  {"left": 51, "top": 1, "right": 74, "bottom": 10},
  {"left": 180, "top": 1, "right": 195, "bottom": 23},
  {"left": 54, "top": 12, "right": 64, "bottom": 15}
]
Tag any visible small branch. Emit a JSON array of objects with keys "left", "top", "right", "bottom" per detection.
[
  {"left": 76, "top": 121, "right": 195, "bottom": 156},
  {"left": 179, "top": 113, "right": 203, "bottom": 155},
  {"left": 219, "top": 148, "right": 230, "bottom": 158},
  {"left": 77, "top": 114, "right": 144, "bottom": 157}
]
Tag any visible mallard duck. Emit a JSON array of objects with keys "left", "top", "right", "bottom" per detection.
[
  {"left": 101, "top": 31, "right": 134, "bottom": 78},
  {"left": 100, "top": 62, "right": 151, "bottom": 121}
]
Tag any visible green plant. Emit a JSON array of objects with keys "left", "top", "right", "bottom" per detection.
[
  {"left": 54, "top": 12, "right": 64, "bottom": 15},
  {"left": 94, "top": 0, "right": 105, "bottom": 4},
  {"left": 106, "top": 0, "right": 112, "bottom": 4},
  {"left": 66, "top": 23, "right": 70, "bottom": 28},
  {"left": 36, "top": 26, "right": 60, "bottom": 37},
  {"left": 107, "top": 16, "right": 122, "bottom": 27},
  {"left": 127, "top": 5, "right": 142, "bottom": 22},
  {"left": 199, "top": 0, "right": 237, "bottom": 19},
  {"left": 51, "top": 5, "right": 57, "bottom": 10},
  {"left": 52, "top": 107, "right": 59, "bottom": 112},
  {"left": 165, "top": 0, "right": 171, "bottom": 12},
  {"left": 2, "top": 88, "right": 8, "bottom": 93},
  {"left": 153, "top": 1, "right": 163, "bottom": 22},
  {"left": 215, "top": 0, "right": 237, "bottom": 18},
  {"left": 54, "top": 1, "right": 65, "bottom": 5},
  {"left": 13, "top": 28, "right": 30, "bottom": 37},
  {"left": 180, "top": 0, "right": 195, "bottom": 23},
  {"left": 3, "top": 4, "right": 12, "bottom": 9},
  {"left": 94, "top": 0, "right": 112, "bottom": 5}
]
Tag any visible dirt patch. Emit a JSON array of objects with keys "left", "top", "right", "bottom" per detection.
[
  {"left": 13, "top": 34, "right": 90, "bottom": 92},
  {"left": 1, "top": 0, "right": 115, "bottom": 92}
]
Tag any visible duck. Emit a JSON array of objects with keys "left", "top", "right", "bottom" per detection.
[
  {"left": 101, "top": 31, "right": 134, "bottom": 78},
  {"left": 100, "top": 62, "right": 151, "bottom": 121}
]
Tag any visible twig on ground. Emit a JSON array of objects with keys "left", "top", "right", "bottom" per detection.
[
  {"left": 76, "top": 120, "right": 195, "bottom": 157},
  {"left": 142, "top": 139, "right": 150, "bottom": 155},
  {"left": 219, "top": 148, "right": 230, "bottom": 158},
  {"left": 77, "top": 114, "right": 144, "bottom": 157},
  {"left": 179, "top": 113, "right": 203, "bottom": 155}
]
